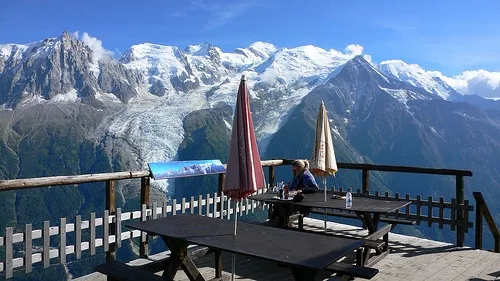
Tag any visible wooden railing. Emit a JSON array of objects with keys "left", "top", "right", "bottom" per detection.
[
  {"left": 0, "top": 189, "right": 269, "bottom": 279},
  {"left": 473, "top": 192, "right": 500, "bottom": 253},
  {"left": 334, "top": 187, "right": 473, "bottom": 231},
  {"left": 266, "top": 160, "right": 473, "bottom": 247},
  {"left": 0, "top": 187, "right": 476, "bottom": 279}
]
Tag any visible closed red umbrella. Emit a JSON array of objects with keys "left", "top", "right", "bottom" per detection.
[
  {"left": 223, "top": 75, "right": 266, "bottom": 203},
  {"left": 223, "top": 75, "right": 266, "bottom": 280}
]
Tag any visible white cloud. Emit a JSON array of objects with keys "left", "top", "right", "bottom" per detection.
[
  {"left": 328, "top": 44, "right": 367, "bottom": 63},
  {"left": 381, "top": 60, "right": 424, "bottom": 73},
  {"left": 72, "top": 31, "right": 114, "bottom": 62},
  {"left": 344, "top": 44, "right": 364, "bottom": 56},
  {"left": 362, "top": 54, "right": 373, "bottom": 64},
  {"left": 440, "top": 70, "right": 500, "bottom": 98}
]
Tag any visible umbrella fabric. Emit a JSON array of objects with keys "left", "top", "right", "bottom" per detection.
[
  {"left": 310, "top": 101, "right": 338, "bottom": 177},
  {"left": 223, "top": 75, "right": 266, "bottom": 201}
]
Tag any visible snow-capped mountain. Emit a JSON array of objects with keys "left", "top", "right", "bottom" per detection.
[
  {"left": 0, "top": 32, "right": 477, "bottom": 174},
  {"left": 111, "top": 39, "right": 372, "bottom": 159},
  {"left": 0, "top": 32, "right": 496, "bottom": 187},
  {"left": 378, "top": 60, "right": 462, "bottom": 100},
  {"left": 0, "top": 32, "right": 142, "bottom": 108}
]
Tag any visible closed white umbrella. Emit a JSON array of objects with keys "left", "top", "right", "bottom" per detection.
[{"left": 309, "top": 101, "right": 338, "bottom": 229}]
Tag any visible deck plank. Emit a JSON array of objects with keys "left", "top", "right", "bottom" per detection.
[
  {"left": 450, "top": 253, "right": 500, "bottom": 280},
  {"left": 473, "top": 255, "right": 500, "bottom": 280}
]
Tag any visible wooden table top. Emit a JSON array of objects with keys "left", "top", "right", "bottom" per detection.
[
  {"left": 126, "top": 213, "right": 364, "bottom": 270},
  {"left": 249, "top": 192, "right": 412, "bottom": 213}
]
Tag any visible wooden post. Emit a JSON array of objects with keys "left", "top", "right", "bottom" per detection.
[
  {"left": 106, "top": 180, "right": 116, "bottom": 261},
  {"left": 456, "top": 175, "right": 465, "bottom": 247},
  {"left": 218, "top": 173, "right": 225, "bottom": 194},
  {"left": 362, "top": 168, "right": 370, "bottom": 196},
  {"left": 473, "top": 192, "right": 500, "bottom": 253},
  {"left": 140, "top": 177, "right": 150, "bottom": 258},
  {"left": 43, "top": 221, "right": 49, "bottom": 268},
  {"left": 5, "top": 227, "right": 13, "bottom": 278},
  {"left": 218, "top": 173, "right": 225, "bottom": 213},
  {"left": 60, "top": 218, "right": 66, "bottom": 264},
  {"left": 25, "top": 224, "right": 32, "bottom": 273},
  {"left": 361, "top": 168, "right": 370, "bottom": 229},
  {"left": 475, "top": 198, "right": 483, "bottom": 250},
  {"left": 268, "top": 166, "right": 275, "bottom": 219},
  {"left": 268, "top": 166, "right": 275, "bottom": 189}
]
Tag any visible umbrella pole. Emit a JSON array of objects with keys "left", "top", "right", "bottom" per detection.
[
  {"left": 323, "top": 177, "right": 327, "bottom": 231},
  {"left": 233, "top": 200, "right": 238, "bottom": 235},
  {"left": 231, "top": 201, "right": 238, "bottom": 281}
]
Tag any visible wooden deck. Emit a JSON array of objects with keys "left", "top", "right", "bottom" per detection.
[{"left": 76, "top": 217, "right": 500, "bottom": 281}]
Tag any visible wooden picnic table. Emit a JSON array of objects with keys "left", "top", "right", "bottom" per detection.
[
  {"left": 122, "top": 213, "right": 368, "bottom": 281},
  {"left": 249, "top": 192, "right": 413, "bottom": 266}
]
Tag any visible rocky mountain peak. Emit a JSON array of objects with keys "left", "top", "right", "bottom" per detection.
[
  {"left": 331, "top": 55, "right": 392, "bottom": 89},
  {"left": 378, "top": 59, "right": 459, "bottom": 100},
  {"left": 247, "top": 41, "right": 277, "bottom": 59},
  {"left": 184, "top": 42, "right": 214, "bottom": 55},
  {"left": 0, "top": 33, "right": 141, "bottom": 108}
]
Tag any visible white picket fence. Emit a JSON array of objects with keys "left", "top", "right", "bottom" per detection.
[{"left": 0, "top": 189, "right": 269, "bottom": 279}]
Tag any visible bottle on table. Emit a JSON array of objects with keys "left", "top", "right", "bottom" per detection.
[
  {"left": 346, "top": 188, "right": 353, "bottom": 208},
  {"left": 273, "top": 181, "right": 281, "bottom": 193},
  {"left": 284, "top": 184, "right": 289, "bottom": 199}
]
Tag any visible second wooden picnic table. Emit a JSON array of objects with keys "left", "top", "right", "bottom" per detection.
[{"left": 249, "top": 191, "right": 413, "bottom": 266}]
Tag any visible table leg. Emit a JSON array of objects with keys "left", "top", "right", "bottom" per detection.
[
  {"left": 272, "top": 203, "right": 291, "bottom": 227},
  {"left": 214, "top": 250, "right": 222, "bottom": 278},
  {"left": 371, "top": 213, "right": 381, "bottom": 234},
  {"left": 268, "top": 202, "right": 274, "bottom": 219},
  {"left": 161, "top": 238, "right": 206, "bottom": 281},
  {"left": 355, "top": 212, "right": 380, "bottom": 234},
  {"left": 290, "top": 267, "right": 317, "bottom": 281},
  {"left": 355, "top": 212, "right": 384, "bottom": 266}
]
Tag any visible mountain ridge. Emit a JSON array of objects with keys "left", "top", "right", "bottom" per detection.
[{"left": 1, "top": 32, "right": 468, "bottom": 108}]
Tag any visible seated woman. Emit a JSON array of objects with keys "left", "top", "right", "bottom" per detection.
[
  {"left": 269, "top": 159, "right": 319, "bottom": 226},
  {"left": 290, "top": 159, "right": 319, "bottom": 194}
]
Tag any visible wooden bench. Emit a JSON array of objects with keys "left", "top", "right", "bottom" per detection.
[
  {"left": 360, "top": 224, "right": 392, "bottom": 266},
  {"left": 281, "top": 226, "right": 382, "bottom": 270},
  {"left": 324, "top": 262, "right": 379, "bottom": 280},
  {"left": 94, "top": 245, "right": 216, "bottom": 281},
  {"left": 137, "top": 245, "right": 210, "bottom": 273},
  {"left": 308, "top": 208, "right": 416, "bottom": 228},
  {"left": 297, "top": 210, "right": 412, "bottom": 267},
  {"left": 94, "top": 260, "right": 165, "bottom": 281}
]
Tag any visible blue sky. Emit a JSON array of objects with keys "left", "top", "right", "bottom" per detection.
[{"left": 1, "top": 0, "right": 499, "bottom": 76}]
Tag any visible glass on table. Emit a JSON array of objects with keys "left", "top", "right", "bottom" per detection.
[{"left": 272, "top": 181, "right": 284, "bottom": 193}]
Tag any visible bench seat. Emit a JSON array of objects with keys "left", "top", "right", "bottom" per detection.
[
  {"left": 137, "top": 245, "right": 210, "bottom": 273},
  {"left": 94, "top": 245, "right": 211, "bottom": 281},
  {"left": 324, "top": 262, "right": 379, "bottom": 279},
  {"left": 94, "top": 260, "right": 165, "bottom": 281},
  {"left": 309, "top": 208, "right": 416, "bottom": 226}
]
